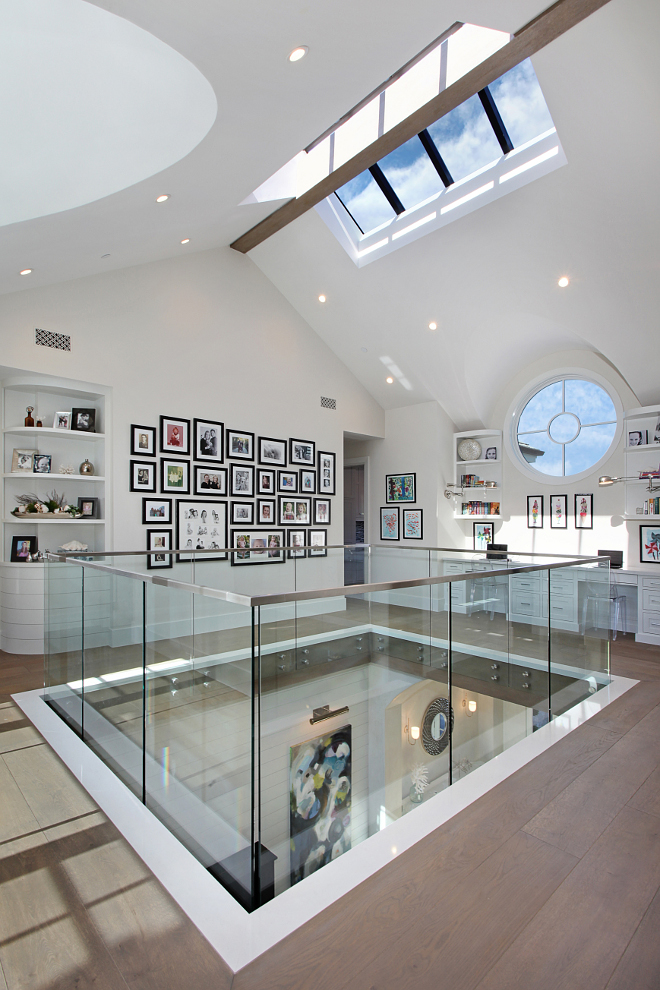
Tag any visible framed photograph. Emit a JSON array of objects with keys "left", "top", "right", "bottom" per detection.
[
  {"left": 230, "top": 464, "right": 254, "bottom": 497},
  {"left": 259, "top": 436, "right": 287, "bottom": 467},
  {"left": 71, "top": 408, "right": 96, "bottom": 433},
  {"left": 279, "top": 496, "right": 311, "bottom": 526},
  {"left": 10, "top": 535, "right": 38, "bottom": 562},
  {"left": 527, "top": 495, "right": 544, "bottom": 528},
  {"left": 257, "top": 498, "right": 276, "bottom": 525},
  {"left": 287, "top": 529, "right": 306, "bottom": 558},
  {"left": 380, "top": 506, "right": 400, "bottom": 541},
  {"left": 142, "top": 497, "right": 172, "bottom": 524},
  {"left": 176, "top": 499, "right": 227, "bottom": 561},
  {"left": 485, "top": 446, "right": 498, "bottom": 460},
  {"left": 308, "top": 529, "right": 327, "bottom": 557},
  {"left": 403, "top": 508, "right": 423, "bottom": 540},
  {"left": 575, "top": 493, "right": 593, "bottom": 529},
  {"left": 289, "top": 438, "right": 315, "bottom": 466},
  {"left": 193, "top": 418, "right": 223, "bottom": 463},
  {"left": 318, "top": 451, "right": 336, "bottom": 495},
  {"left": 230, "top": 529, "right": 285, "bottom": 565},
  {"left": 146, "top": 528, "right": 172, "bottom": 569},
  {"left": 628, "top": 430, "right": 646, "bottom": 447},
  {"left": 193, "top": 465, "right": 227, "bottom": 497},
  {"left": 130, "top": 460, "right": 157, "bottom": 493},
  {"left": 160, "top": 415, "right": 190, "bottom": 456},
  {"left": 77, "top": 497, "right": 99, "bottom": 518},
  {"left": 550, "top": 494, "right": 568, "bottom": 529},
  {"left": 226, "top": 429, "right": 254, "bottom": 461},
  {"left": 131, "top": 424, "right": 156, "bottom": 457},
  {"left": 160, "top": 458, "right": 190, "bottom": 495},
  {"left": 473, "top": 520, "right": 494, "bottom": 551},
  {"left": 231, "top": 501, "right": 254, "bottom": 525},
  {"left": 257, "top": 469, "right": 275, "bottom": 494},
  {"left": 386, "top": 473, "right": 415, "bottom": 503},
  {"left": 11, "top": 449, "right": 36, "bottom": 473},
  {"left": 33, "top": 454, "right": 51, "bottom": 474},
  {"left": 300, "top": 469, "right": 316, "bottom": 494},
  {"left": 278, "top": 470, "right": 298, "bottom": 493},
  {"left": 640, "top": 525, "right": 660, "bottom": 563},
  {"left": 313, "top": 498, "right": 331, "bottom": 525},
  {"left": 53, "top": 411, "right": 71, "bottom": 431}
]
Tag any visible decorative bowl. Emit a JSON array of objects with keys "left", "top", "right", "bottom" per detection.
[{"left": 457, "top": 438, "right": 482, "bottom": 461}]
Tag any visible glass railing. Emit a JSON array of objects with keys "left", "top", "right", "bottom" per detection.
[{"left": 43, "top": 544, "right": 611, "bottom": 911}]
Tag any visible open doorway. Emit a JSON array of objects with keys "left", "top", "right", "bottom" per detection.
[{"left": 344, "top": 463, "right": 365, "bottom": 585}]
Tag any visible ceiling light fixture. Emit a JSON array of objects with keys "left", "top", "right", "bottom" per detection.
[
  {"left": 181, "top": 238, "right": 190, "bottom": 244},
  {"left": 19, "top": 269, "right": 32, "bottom": 275},
  {"left": 318, "top": 294, "right": 326, "bottom": 303},
  {"left": 156, "top": 194, "right": 170, "bottom": 203},
  {"left": 288, "top": 46, "right": 308, "bottom": 62},
  {"left": 428, "top": 321, "right": 437, "bottom": 331},
  {"left": 386, "top": 377, "right": 394, "bottom": 384},
  {"left": 558, "top": 276, "right": 569, "bottom": 287}
]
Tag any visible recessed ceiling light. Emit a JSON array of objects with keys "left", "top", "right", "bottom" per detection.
[
  {"left": 288, "top": 46, "right": 308, "bottom": 62},
  {"left": 156, "top": 194, "right": 170, "bottom": 203},
  {"left": 19, "top": 269, "right": 32, "bottom": 275},
  {"left": 558, "top": 276, "right": 569, "bottom": 287},
  {"left": 428, "top": 321, "right": 437, "bottom": 331},
  {"left": 386, "top": 377, "right": 394, "bottom": 384},
  {"left": 318, "top": 294, "right": 326, "bottom": 303},
  {"left": 181, "top": 238, "right": 190, "bottom": 244}
]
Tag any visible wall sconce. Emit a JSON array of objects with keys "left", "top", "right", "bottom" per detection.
[
  {"left": 463, "top": 698, "right": 477, "bottom": 716},
  {"left": 404, "top": 717, "right": 420, "bottom": 745}
]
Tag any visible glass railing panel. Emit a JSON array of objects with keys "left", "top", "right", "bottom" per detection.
[
  {"left": 44, "top": 559, "right": 84, "bottom": 733},
  {"left": 368, "top": 545, "right": 430, "bottom": 585}
]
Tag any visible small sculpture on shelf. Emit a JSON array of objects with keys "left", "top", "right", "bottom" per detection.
[
  {"left": 24, "top": 406, "right": 35, "bottom": 427},
  {"left": 79, "top": 458, "right": 94, "bottom": 475},
  {"left": 12, "top": 490, "right": 82, "bottom": 518},
  {"left": 59, "top": 464, "right": 74, "bottom": 475}
]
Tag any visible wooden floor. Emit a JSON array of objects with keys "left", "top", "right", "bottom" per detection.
[{"left": 1, "top": 637, "right": 660, "bottom": 989}]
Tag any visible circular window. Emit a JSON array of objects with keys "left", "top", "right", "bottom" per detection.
[{"left": 516, "top": 378, "right": 617, "bottom": 478}]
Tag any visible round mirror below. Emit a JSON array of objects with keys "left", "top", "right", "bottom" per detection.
[
  {"left": 431, "top": 712, "right": 447, "bottom": 741},
  {"left": 421, "top": 698, "right": 453, "bottom": 756}
]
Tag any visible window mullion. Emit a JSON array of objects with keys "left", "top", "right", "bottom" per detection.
[
  {"left": 478, "top": 87, "right": 514, "bottom": 155},
  {"left": 368, "top": 164, "right": 405, "bottom": 215}
]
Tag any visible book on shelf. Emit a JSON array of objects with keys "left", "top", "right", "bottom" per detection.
[
  {"left": 641, "top": 497, "right": 660, "bottom": 515},
  {"left": 461, "top": 501, "right": 500, "bottom": 516}
]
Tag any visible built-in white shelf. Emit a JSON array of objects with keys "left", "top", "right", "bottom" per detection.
[
  {"left": 4, "top": 473, "right": 105, "bottom": 481},
  {"left": 3, "top": 427, "right": 105, "bottom": 440},
  {"left": 624, "top": 444, "right": 660, "bottom": 453},
  {"left": 623, "top": 514, "right": 660, "bottom": 520},
  {"left": 3, "top": 517, "right": 104, "bottom": 524},
  {"left": 457, "top": 458, "right": 501, "bottom": 465},
  {"left": 454, "top": 514, "right": 501, "bottom": 520}
]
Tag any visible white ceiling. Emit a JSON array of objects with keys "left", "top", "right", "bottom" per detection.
[{"left": 1, "top": 0, "right": 657, "bottom": 429}]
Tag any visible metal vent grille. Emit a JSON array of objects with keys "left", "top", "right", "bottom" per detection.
[
  {"left": 321, "top": 396, "right": 337, "bottom": 410},
  {"left": 35, "top": 328, "right": 71, "bottom": 351}
]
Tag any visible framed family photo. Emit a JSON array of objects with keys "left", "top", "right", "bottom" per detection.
[
  {"left": 380, "top": 506, "right": 400, "bottom": 540},
  {"left": 226, "top": 429, "right": 254, "bottom": 461},
  {"left": 231, "top": 501, "right": 254, "bottom": 525},
  {"left": 77, "top": 497, "right": 99, "bottom": 518},
  {"left": 308, "top": 529, "right": 327, "bottom": 557},
  {"left": 11, "top": 535, "right": 38, "bottom": 562},
  {"left": 313, "top": 497, "right": 331, "bottom": 525},
  {"left": 33, "top": 454, "right": 51, "bottom": 474},
  {"left": 318, "top": 451, "right": 336, "bottom": 495},
  {"left": 53, "top": 411, "right": 71, "bottom": 431},
  {"left": 279, "top": 496, "right": 311, "bottom": 526},
  {"left": 131, "top": 424, "right": 156, "bottom": 457},
  {"left": 160, "top": 416, "right": 190, "bottom": 456},
  {"left": 142, "top": 497, "right": 172, "bottom": 524},
  {"left": 176, "top": 500, "right": 227, "bottom": 561},
  {"left": 230, "top": 464, "right": 254, "bottom": 497},
  {"left": 257, "top": 469, "right": 275, "bottom": 494},
  {"left": 259, "top": 436, "right": 287, "bottom": 467},
  {"left": 289, "top": 438, "right": 315, "bottom": 466},
  {"left": 193, "top": 419, "right": 223, "bottom": 463},
  {"left": 146, "top": 529, "right": 172, "bottom": 569},
  {"left": 278, "top": 470, "right": 298, "bottom": 493},
  {"left": 71, "top": 408, "right": 96, "bottom": 433},
  {"left": 575, "top": 493, "right": 593, "bottom": 529},
  {"left": 160, "top": 458, "right": 190, "bottom": 495},
  {"left": 300, "top": 469, "right": 316, "bottom": 493},
  {"left": 130, "top": 460, "right": 156, "bottom": 493},
  {"left": 257, "top": 498, "right": 276, "bottom": 525},
  {"left": 287, "top": 529, "right": 306, "bottom": 558},
  {"left": 386, "top": 473, "right": 415, "bottom": 503},
  {"left": 231, "top": 529, "right": 285, "bottom": 565},
  {"left": 11, "top": 449, "right": 36, "bottom": 473},
  {"left": 403, "top": 508, "right": 423, "bottom": 540},
  {"left": 193, "top": 465, "right": 227, "bottom": 497},
  {"left": 527, "top": 495, "right": 543, "bottom": 528},
  {"left": 473, "top": 520, "right": 494, "bottom": 551},
  {"left": 550, "top": 494, "right": 568, "bottom": 529},
  {"left": 640, "top": 525, "right": 660, "bottom": 563}
]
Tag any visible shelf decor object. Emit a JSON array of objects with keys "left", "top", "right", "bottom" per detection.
[{"left": 457, "top": 438, "right": 482, "bottom": 461}]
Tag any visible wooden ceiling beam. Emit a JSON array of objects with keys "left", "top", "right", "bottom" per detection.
[{"left": 231, "top": 0, "right": 612, "bottom": 254}]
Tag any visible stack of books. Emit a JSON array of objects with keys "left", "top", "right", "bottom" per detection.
[{"left": 460, "top": 501, "right": 500, "bottom": 516}]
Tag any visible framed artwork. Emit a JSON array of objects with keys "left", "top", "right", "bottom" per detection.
[
  {"left": 193, "top": 465, "right": 227, "bottom": 497},
  {"left": 278, "top": 469, "right": 298, "bottom": 493},
  {"left": 230, "top": 529, "right": 285, "bottom": 565},
  {"left": 318, "top": 451, "right": 336, "bottom": 495},
  {"left": 142, "top": 497, "right": 172, "bottom": 525},
  {"left": 308, "top": 528, "right": 327, "bottom": 557},
  {"left": 527, "top": 495, "right": 543, "bottom": 528},
  {"left": 226, "top": 429, "right": 254, "bottom": 461},
  {"left": 287, "top": 529, "right": 306, "bottom": 558},
  {"left": 640, "top": 525, "right": 660, "bottom": 563},
  {"left": 53, "top": 411, "right": 71, "bottom": 430},
  {"left": 473, "top": 521, "right": 494, "bottom": 551},
  {"left": 176, "top": 499, "right": 227, "bottom": 561},
  {"left": 257, "top": 469, "right": 275, "bottom": 494},
  {"left": 11, "top": 449, "right": 36, "bottom": 473},
  {"left": 193, "top": 418, "right": 223, "bottom": 463},
  {"left": 160, "top": 458, "right": 190, "bottom": 495},
  {"left": 259, "top": 436, "right": 287, "bottom": 467},
  {"left": 279, "top": 496, "right": 311, "bottom": 526},
  {"left": 71, "top": 408, "right": 96, "bottom": 433},
  {"left": 230, "top": 463, "right": 254, "bottom": 497},
  {"left": 257, "top": 498, "right": 276, "bottom": 525},
  {"left": 231, "top": 500, "right": 254, "bottom": 525},
  {"left": 289, "top": 438, "right": 315, "bottom": 466},
  {"left": 146, "top": 528, "right": 172, "bottom": 570},
  {"left": 300, "top": 469, "right": 316, "bottom": 494},
  {"left": 313, "top": 497, "right": 331, "bottom": 525},
  {"left": 380, "top": 506, "right": 400, "bottom": 540},
  {"left": 10, "top": 535, "right": 38, "bottom": 562},
  {"left": 403, "top": 508, "right": 423, "bottom": 540},
  {"left": 628, "top": 430, "right": 646, "bottom": 447},
  {"left": 550, "top": 494, "right": 568, "bottom": 529},
  {"left": 386, "top": 473, "right": 415, "bottom": 503},
  {"left": 485, "top": 446, "right": 498, "bottom": 460},
  {"left": 131, "top": 424, "right": 156, "bottom": 457},
  {"left": 33, "top": 454, "right": 51, "bottom": 474},
  {"left": 160, "top": 415, "right": 190, "bottom": 456},
  {"left": 130, "top": 460, "right": 157, "bottom": 493},
  {"left": 77, "top": 497, "right": 99, "bottom": 518},
  {"left": 575, "top": 493, "right": 593, "bottom": 529}
]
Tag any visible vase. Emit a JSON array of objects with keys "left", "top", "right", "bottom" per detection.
[
  {"left": 25, "top": 406, "right": 34, "bottom": 427},
  {"left": 79, "top": 459, "right": 94, "bottom": 475},
  {"left": 409, "top": 785, "right": 424, "bottom": 804}
]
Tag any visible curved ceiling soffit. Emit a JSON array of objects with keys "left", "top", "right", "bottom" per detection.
[{"left": 0, "top": 0, "right": 217, "bottom": 228}]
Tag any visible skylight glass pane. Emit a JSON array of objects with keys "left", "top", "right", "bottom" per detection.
[
  {"left": 427, "top": 94, "right": 502, "bottom": 183},
  {"left": 564, "top": 379, "right": 616, "bottom": 425},
  {"left": 335, "top": 171, "right": 396, "bottom": 235},
  {"left": 564, "top": 423, "right": 617, "bottom": 475},
  {"left": 377, "top": 136, "right": 444, "bottom": 211},
  {"left": 489, "top": 60, "right": 554, "bottom": 148},
  {"left": 518, "top": 381, "right": 562, "bottom": 433},
  {"left": 517, "top": 432, "right": 562, "bottom": 476}
]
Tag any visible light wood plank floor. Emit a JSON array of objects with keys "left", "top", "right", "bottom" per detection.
[{"left": 1, "top": 637, "right": 659, "bottom": 990}]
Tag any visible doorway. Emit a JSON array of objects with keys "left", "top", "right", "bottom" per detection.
[{"left": 344, "top": 463, "right": 365, "bottom": 585}]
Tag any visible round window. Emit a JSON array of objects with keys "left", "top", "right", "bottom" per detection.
[{"left": 516, "top": 378, "right": 617, "bottom": 478}]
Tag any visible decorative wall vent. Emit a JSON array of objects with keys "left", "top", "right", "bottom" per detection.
[
  {"left": 321, "top": 396, "right": 337, "bottom": 410},
  {"left": 35, "top": 328, "right": 71, "bottom": 351}
]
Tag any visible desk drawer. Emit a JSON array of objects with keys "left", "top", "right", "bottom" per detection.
[
  {"left": 542, "top": 595, "right": 577, "bottom": 623},
  {"left": 549, "top": 578, "right": 575, "bottom": 596},
  {"left": 444, "top": 561, "right": 472, "bottom": 575},
  {"left": 642, "top": 612, "right": 660, "bottom": 636},
  {"left": 642, "top": 577, "right": 660, "bottom": 592},
  {"left": 511, "top": 576, "right": 541, "bottom": 593},
  {"left": 512, "top": 591, "right": 540, "bottom": 616},
  {"left": 642, "top": 590, "right": 660, "bottom": 613}
]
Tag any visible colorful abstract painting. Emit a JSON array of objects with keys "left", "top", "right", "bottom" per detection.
[
  {"left": 640, "top": 526, "right": 660, "bottom": 563},
  {"left": 289, "top": 725, "right": 352, "bottom": 887}
]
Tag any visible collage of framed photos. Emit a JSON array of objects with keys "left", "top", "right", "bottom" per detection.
[
  {"left": 131, "top": 417, "right": 335, "bottom": 567},
  {"left": 380, "top": 472, "right": 423, "bottom": 541},
  {"left": 526, "top": 494, "right": 593, "bottom": 530}
]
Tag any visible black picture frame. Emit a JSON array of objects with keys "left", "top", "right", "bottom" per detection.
[
  {"left": 230, "top": 463, "right": 255, "bottom": 497},
  {"left": 257, "top": 498, "right": 276, "bottom": 525},
  {"left": 258, "top": 436, "right": 287, "bottom": 467},
  {"left": 380, "top": 506, "right": 400, "bottom": 541},
  {"left": 142, "top": 497, "right": 172, "bottom": 525},
  {"left": 527, "top": 495, "right": 544, "bottom": 529},
  {"left": 550, "top": 494, "right": 568, "bottom": 529},
  {"left": 300, "top": 469, "right": 316, "bottom": 494},
  {"left": 160, "top": 457, "right": 190, "bottom": 495},
  {"left": 10, "top": 535, "right": 38, "bottom": 562},
  {"left": 308, "top": 528, "right": 327, "bottom": 557},
  {"left": 226, "top": 429, "right": 254, "bottom": 461},
  {"left": 640, "top": 524, "right": 660, "bottom": 564},
  {"left": 159, "top": 415, "right": 190, "bottom": 456},
  {"left": 130, "top": 459, "right": 157, "bottom": 493},
  {"left": 193, "top": 418, "right": 224, "bottom": 463},
  {"left": 278, "top": 495, "right": 311, "bottom": 526},
  {"left": 313, "top": 497, "right": 331, "bottom": 525},
  {"left": 230, "top": 528, "right": 285, "bottom": 565},
  {"left": 231, "top": 501, "right": 254, "bottom": 525},
  {"left": 385, "top": 473, "right": 416, "bottom": 503},
  {"left": 193, "top": 464, "right": 227, "bottom": 497},
  {"left": 33, "top": 454, "right": 51, "bottom": 474},
  {"left": 131, "top": 424, "right": 156, "bottom": 457},
  {"left": 473, "top": 520, "right": 494, "bottom": 550},
  {"left": 402, "top": 507, "right": 423, "bottom": 540},
  {"left": 257, "top": 469, "right": 275, "bottom": 494},
  {"left": 575, "top": 493, "right": 593, "bottom": 530},
  {"left": 77, "top": 496, "right": 99, "bottom": 519},
  {"left": 71, "top": 408, "right": 97, "bottom": 433},
  {"left": 278, "top": 469, "right": 298, "bottom": 493},
  {"left": 318, "top": 451, "right": 336, "bottom": 495},
  {"left": 146, "top": 528, "right": 173, "bottom": 569},
  {"left": 289, "top": 438, "right": 316, "bottom": 466},
  {"left": 176, "top": 499, "right": 227, "bottom": 561},
  {"left": 287, "top": 529, "right": 306, "bottom": 558}
]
